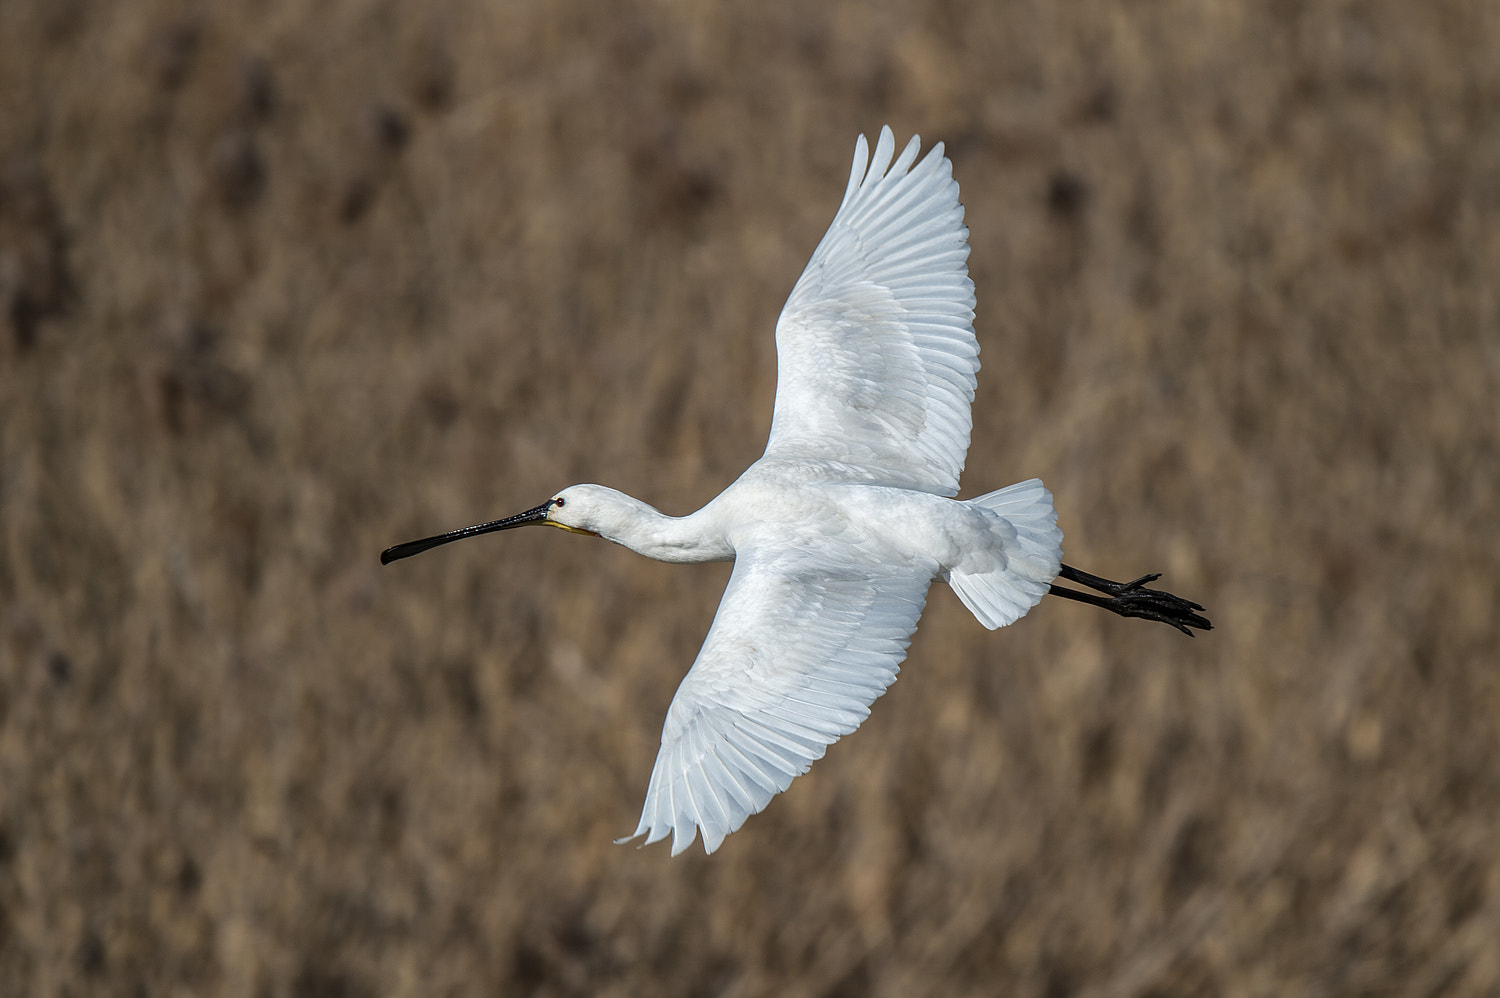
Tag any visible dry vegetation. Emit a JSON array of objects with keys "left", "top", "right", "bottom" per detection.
[{"left": 2, "top": 1, "right": 1498, "bottom": 995}]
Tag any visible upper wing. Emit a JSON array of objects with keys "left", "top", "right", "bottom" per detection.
[
  {"left": 764, "top": 126, "right": 979, "bottom": 497},
  {"left": 624, "top": 543, "right": 937, "bottom": 855}
]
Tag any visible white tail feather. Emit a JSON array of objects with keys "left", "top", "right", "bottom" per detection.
[{"left": 948, "top": 479, "right": 1063, "bottom": 629}]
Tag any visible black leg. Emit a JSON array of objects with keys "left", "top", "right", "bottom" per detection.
[{"left": 1048, "top": 564, "right": 1212, "bottom": 636}]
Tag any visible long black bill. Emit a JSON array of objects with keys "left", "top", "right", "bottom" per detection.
[{"left": 380, "top": 502, "right": 553, "bottom": 565}]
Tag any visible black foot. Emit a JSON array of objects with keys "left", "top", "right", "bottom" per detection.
[{"left": 1047, "top": 564, "right": 1212, "bottom": 636}]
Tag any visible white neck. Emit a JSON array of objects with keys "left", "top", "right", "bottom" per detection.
[{"left": 588, "top": 489, "right": 733, "bottom": 564}]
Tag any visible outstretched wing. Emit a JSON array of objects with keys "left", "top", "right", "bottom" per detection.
[
  {"left": 624, "top": 543, "right": 937, "bottom": 855},
  {"left": 764, "top": 126, "right": 978, "bottom": 497}
]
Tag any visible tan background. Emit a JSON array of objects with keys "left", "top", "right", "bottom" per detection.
[{"left": 2, "top": 1, "right": 1498, "bottom": 995}]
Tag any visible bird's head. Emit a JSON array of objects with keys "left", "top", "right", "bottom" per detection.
[{"left": 542, "top": 484, "right": 617, "bottom": 536}]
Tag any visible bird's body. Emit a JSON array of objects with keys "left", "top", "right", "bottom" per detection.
[
  {"left": 383, "top": 127, "right": 1210, "bottom": 856},
  {"left": 565, "top": 469, "right": 1041, "bottom": 571}
]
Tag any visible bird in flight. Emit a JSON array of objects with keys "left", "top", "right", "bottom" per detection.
[{"left": 382, "top": 127, "right": 1210, "bottom": 855}]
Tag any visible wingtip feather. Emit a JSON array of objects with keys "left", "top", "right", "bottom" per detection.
[
  {"left": 842, "top": 133, "right": 871, "bottom": 210},
  {"left": 870, "top": 126, "right": 897, "bottom": 181}
]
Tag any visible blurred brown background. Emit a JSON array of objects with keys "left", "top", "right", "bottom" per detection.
[{"left": 2, "top": 1, "right": 1497, "bottom": 995}]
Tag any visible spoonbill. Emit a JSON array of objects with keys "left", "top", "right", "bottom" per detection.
[{"left": 383, "top": 127, "right": 1210, "bottom": 855}]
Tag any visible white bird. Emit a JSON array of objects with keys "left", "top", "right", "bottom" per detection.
[{"left": 383, "top": 127, "right": 1210, "bottom": 856}]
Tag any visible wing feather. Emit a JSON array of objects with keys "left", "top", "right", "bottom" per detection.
[
  {"left": 622, "top": 545, "right": 935, "bottom": 855},
  {"left": 765, "top": 127, "right": 978, "bottom": 496}
]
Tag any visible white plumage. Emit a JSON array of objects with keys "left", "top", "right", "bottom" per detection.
[{"left": 384, "top": 126, "right": 1208, "bottom": 856}]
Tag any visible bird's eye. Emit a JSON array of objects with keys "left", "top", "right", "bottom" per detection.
[{"left": 554, "top": 497, "right": 565, "bottom": 508}]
